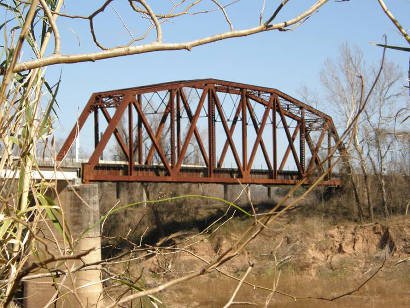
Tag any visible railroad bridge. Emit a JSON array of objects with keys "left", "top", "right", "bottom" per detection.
[
  {"left": 26, "top": 79, "right": 344, "bottom": 306},
  {"left": 57, "top": 79, "right": 342, "bottom": 186}
]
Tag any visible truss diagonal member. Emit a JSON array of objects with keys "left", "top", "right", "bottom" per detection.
[
  {"left": 132, "top": 100, "right": 172, "bottom": 175},
  {"left": 57, "top": 94, "right": 97, "bottom": 161},
  {"left": 212, "top": 89, "right": 243, "bottom": 174},
  {"left": 277, "top": 99, "right": 304, "bottom": 175},
  {"left": 247, "top": 93, "right": 301, "bottom": 122},
  {"left": 217, "top": 101, "right": 241, "bottom": 168},
  {"left": 305, "top": 127, "right": 327, "bottom": 175},
  {"left": 246, "top": 96, "right": 273, "bottom": 171},
  {"left": 144, "top": 92, "right": 172, "bottom": 165},
  {"left": 247, "top": 103, "right": 271, "bottom": 172},
  {"left": 278, "top": 123, "right": 300, "bottom": 171},
  {"left": 88, "top": 97, "right": 131, "bottom": 167},
  {"left": 179, "top": 89, "right": 210, "bottom": 168},
  {"left": 174, "top": 87, "right": 209, "bottom": 172},
  {"left": 100, "top": 107, "right": 130, "bottom": 160}
]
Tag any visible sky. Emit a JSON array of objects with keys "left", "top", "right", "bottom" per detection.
[{"left": 33, "top": 0, "right": 410, "bottom": 150}]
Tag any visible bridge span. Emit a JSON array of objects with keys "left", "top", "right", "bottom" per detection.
[
  {"left": 23, "top": 80, "right": 344, "bottom": 307},
  {"left": 57, "top": 79, "right": 342, "bottom": 186}
]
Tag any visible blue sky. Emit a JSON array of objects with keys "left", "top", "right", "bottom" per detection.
[{"left": 44, "top": 0, "right": 409, "bottom": 148}]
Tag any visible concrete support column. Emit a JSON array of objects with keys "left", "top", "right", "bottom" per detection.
[
  {"left": 142, "top": 183, "right": 148, "bottom": 207},
  {"left": 223, "top": 184, "right": 228, "bottom": 202},
  {"left": 64, "top": 184, "right": 103, "bottom": 307},
  {"left": 25, "top": 184, "right": 103, "bottom": 307}
]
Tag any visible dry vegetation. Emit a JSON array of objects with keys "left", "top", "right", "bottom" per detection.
[
  {"left": 101, "top": 188, "right": 410, "bottom": 307},
  {"left": 1, "top": 1, "right": 409, "bottom": 307}
]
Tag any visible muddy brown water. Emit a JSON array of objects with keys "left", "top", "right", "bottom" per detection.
[{"left": 164, "top": 268, "right": 410, "bottom": 307}]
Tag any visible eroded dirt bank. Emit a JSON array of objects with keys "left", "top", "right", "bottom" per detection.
[{"left": 105, "top": 204, "right": 410, "bottom": 307}]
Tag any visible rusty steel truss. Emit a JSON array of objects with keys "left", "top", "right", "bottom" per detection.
[{"left": 57, "top": 79, "right": 342, "bottom": 185}]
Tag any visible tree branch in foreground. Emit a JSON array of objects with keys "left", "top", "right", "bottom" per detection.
[
  {"left": 303, "top": 253, "right": 387, "bottom": 302},
  {"left": 13, "top": 0, "right": 328, "bottom": 72}
]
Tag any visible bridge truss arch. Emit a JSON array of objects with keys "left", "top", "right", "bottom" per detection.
[{"left": 57, "top": 79, "right": 342, "bottom": 185}]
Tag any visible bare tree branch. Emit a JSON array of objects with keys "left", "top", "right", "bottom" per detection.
[
  {"left": 13, "top": 0, "right": 328, "bottom": 72},
  {"left": 305, "top": 253, "right": 387, "bottom": 302},
  {"left": 259, "top": 0, "right": 266, "bottom": 25},
  {"left": 39, "top": 0, "right": 61, "bottom": 54},
  {"left": 212, "top": 0, "right": 234, "bottom": 31},
  {"left": 377, "top": 0, "right": 410, "bottom": 44},
  {"left": 223, "top": 264, "right": 254, "bottom": 308},
  {"left": 137, "top": 0, "right": 163, "bottom": 42},
  {"left": 265, "top": 0, "right": 290, "bottom": 26},
  {"left": 128, "top": 0, "right": 202, "bottom": 19}
]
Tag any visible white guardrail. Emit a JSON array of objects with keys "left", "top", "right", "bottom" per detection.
[{"left": 0, "top": 169, "right": 79, "bottom": 181}]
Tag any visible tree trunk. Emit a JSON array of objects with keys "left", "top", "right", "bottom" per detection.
[
  {"left": 379, "top": 174, "right": 390, "bottom": 218},
  {"left": 350, "top": 174, "right": 364, "bottom": 221},
  {"left": 353, "top": 138, "right": 374, "bottom": 221}
]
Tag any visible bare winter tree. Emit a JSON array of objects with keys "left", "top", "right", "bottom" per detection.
[
  {"left": 364, "top": 61, "right": 405, "bottom": 217},
  {"left": 320, "top": 43, "right": 407, "bottom": 220}
]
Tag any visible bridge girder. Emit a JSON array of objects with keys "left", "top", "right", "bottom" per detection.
[{"left": 57, "top": 79, "right": 341, "bottom": 185}]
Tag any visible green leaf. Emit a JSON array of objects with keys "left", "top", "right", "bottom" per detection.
[
  {"left": 9, "top": 136, "right": 19, "bottom": 145},
  {"left": 47, "top": 0, "right": 58, "bottom": 11},
  {"left": 114, "top": 277, "right": 162, "bottom": 305},
  {"left": 24, "top": 100, "right": 34, "bottom": 123},
  {"left": 0, "top": 18, "right": 14, "bottom": 31},
  {"left": 37, "top": 194, "right": 71, "bottom": 246},
  {"left": 39, "top": 76, "right": 61, "bottom": 136},
  {"left": 17, "top": 164, "right": 26, "bottom": 197},
  {"left": 0, "top": 2, "right": 19, "bottom": 12},
  {"left": 375, "top": 43, "right": 410, "bottom": 52},
  {"left": 0, "top": 217, "right": 13, "bottom": 240}
]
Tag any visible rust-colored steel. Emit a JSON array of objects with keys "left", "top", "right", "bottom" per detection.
[{"left": 57, "top": 79, "right": 342, "bottom": 186}]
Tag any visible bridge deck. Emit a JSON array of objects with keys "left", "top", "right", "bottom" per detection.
[{"left": 83, "top": 163, "right": 340, "bottom": 186}]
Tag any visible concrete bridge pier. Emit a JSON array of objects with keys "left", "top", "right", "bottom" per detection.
[
  {"left": 268, "top": 186, "right": 273, "bottom": 199},
  {"left": 24, "top": 183, "right": 103, "bottom": 307},
  {"left": 61, "top": 184, "right": 103, "bottom": 307},
  {"left": 223, "top": 184, "right": 272, "bottom": 207}
]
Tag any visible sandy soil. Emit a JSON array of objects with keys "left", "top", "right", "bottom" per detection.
[{"left": 103, "top": 208, "right": 409, "bottom": 307}]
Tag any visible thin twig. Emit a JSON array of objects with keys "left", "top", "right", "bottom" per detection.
[
  {"left": 39, "top": 0, "right": 61, "bottom": 54},
  {"left": 137, "top": 0, "right": 163, "bottom": 42},
  {"left": 259, "top": 0, "right": 266, "bottom": 25},
  {"left": 265, "top": 0, "right": 290, "bottom": 26},
  {"left": 303, "top": 253, "right": 387, "bottom": 301},
  {"left": 212, "top": 0, "right": 234, "bottom": 31},
  {"left": 223, "top": 264, "right": 253, "bottom": 308}
]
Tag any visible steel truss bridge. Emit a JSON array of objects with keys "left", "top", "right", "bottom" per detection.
[{"left": 57, "top": 79, "right": 342, "bottom": 186}]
